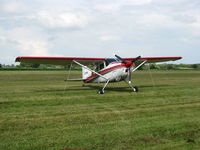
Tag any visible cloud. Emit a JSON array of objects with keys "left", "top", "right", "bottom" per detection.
[
  {"left": 171, "top": 12, "right": 200, "bottom": 37},
  {"left": 189, "top": 14, "right": 200, "bottom": 37},
  {"left": 95, "top": 3, "right": 120, "bottom": 12},
  {"left": 16, "top": 40, "right": 50, "bottom": 56},
  {"left": 136, "top": 13, "right": 173, "bottom": 28},
  {"left": 0, "top": 1, "right": 91, "bottom": 30},
  {"left": 133, "top": 12, "right": 200, "bottom": 38},
  {"left": 0, "top": 35, "right": 6, "bottom": 44},
  {"left": 100, "top": 35, "right": 120, "bottom": 41},
  {"left": 95, "top": 0, "right": 152, "bottom": 12},
  {"left": 0, "top": 1, "right": 30, "bottom": 14},
  {"left": 37, "top": 11, "right": 90, "bottom": 29},
  {"left": 126, "top": 0, "right": 152, "bottom": 5},
  {"left": 0, "top": 27, "right": 52, "bottom": 56}
]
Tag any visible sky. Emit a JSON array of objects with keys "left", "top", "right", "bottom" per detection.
[{"left": 0, "top": 0, "right": 200, "bottom": 64}]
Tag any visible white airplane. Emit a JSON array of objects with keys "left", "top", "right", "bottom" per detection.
[{"left": 15, "top": 55, "right": 182, "bottom": 94}]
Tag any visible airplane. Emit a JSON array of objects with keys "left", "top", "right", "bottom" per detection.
[{"left": 15, "top": 55, "right": 182, "bottom": 94}]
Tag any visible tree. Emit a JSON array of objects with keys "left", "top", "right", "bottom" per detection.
[
  {"left": 31, "top": 64, "right": 40, "bottom": 68},
  {"left": 149, "top": 64, "right": 157, "bottom": 69},
  {"left": 167, "top": 64, "right": 175, "bottom": 70},
  {"left": 191, "top": 64, "right": 198, "bottom": 69}
]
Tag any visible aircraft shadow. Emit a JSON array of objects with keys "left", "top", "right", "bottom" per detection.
[
  {"left": 138, "top": 84, "right": 174, "bottom": 88},
  {"left": 33, "top": 84, "right": 175, "bottom": 93},
  {"left": 81, "top": 84, "right": 175, "bottom": 92}
]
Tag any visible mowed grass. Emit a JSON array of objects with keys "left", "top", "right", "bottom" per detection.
[{"left": 0, "top": 70, "right": 200, "bottom": 150}]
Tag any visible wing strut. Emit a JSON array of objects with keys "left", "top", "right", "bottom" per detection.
[
  {"left": 73, "top": 60, "right": 110, "bottom": 94},
  {"left": 132, "top": 60, "right": 147, "bottom": 72},
  {"left": 73, "top": 60, "right": 108, "bottom": 80}
]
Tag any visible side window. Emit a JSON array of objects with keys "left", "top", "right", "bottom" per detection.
[
  {"left": 94, "top": 65, "right": 99, "bottom": 71},
  {"left": 99, "top": 63, "right": 104, "bottom": 70},
  {"left": 95, "top": 62, "right": 105, "bottom": 71}
]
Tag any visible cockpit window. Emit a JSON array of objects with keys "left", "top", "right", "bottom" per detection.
[
  {"left": 94, "top": 59, "right": 118, "bottom": 71},
  {"left": 95, "top": 62, "right": 105, "bottom": 71},
  {"left": 105, "top": 58, "right": 117, "bottom": 66}
]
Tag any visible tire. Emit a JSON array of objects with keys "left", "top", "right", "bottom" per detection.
[
  {"left": 133, "top": 86, "right": 139, "bottom": 92},
  {"left": 98, "top": 88, "right": 105, "bottom": 94}
]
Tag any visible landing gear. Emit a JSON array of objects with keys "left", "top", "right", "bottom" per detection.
[
  {"left": 98, "top": 88, "right": 105, "bottom": 94},
  {"left": 124, "top": 80, "right": 139, "bottom": 92},
  {"left": 132, "top": 86, "right": 139, "bottom": 92},
  {"left": 98, "top": 80, "right": 110, "bottom": 94}
]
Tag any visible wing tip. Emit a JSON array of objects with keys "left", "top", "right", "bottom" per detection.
[{"left": 174, "top": 56, "right": 182, "bottom": 61}]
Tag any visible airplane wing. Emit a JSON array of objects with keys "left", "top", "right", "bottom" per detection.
[
  {"left": 123, "top": 57, "right": 182, "bottom": 63},
  {"left": 15, "top": 56, "right": 182, "bottom": 66},
  {"left": 15, "top": 56, "right": 106, "bottom": 66}
]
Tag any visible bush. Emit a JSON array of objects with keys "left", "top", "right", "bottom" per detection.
[
  {"left": 166, "top": 64, "right": 175, "bottom": 70},
  {"left": 149, "top": 64, "right": 160, "bottom": 69},
  {"left": 191, "top": 64, "right": 198, "bottom": 69},
  {"left": 31, "top": 64, "right": 40, "bottom": 68}
]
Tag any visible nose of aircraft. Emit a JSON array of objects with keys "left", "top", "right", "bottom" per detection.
[{"left": 125, "top": 61, "right": 134, "bottom": 67}]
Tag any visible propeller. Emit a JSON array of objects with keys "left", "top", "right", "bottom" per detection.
[
  {"left": 115, "top": 55, "right": 141, "bottom": 83},
  {"left": 115, "top": 54, "right": 126, "bottom": 63},
  {"left": 115, "top": 54, "right": 141, "bottom": 63},
  {"left": 132, "top": 56, "right": 141, "bottom": 62}
]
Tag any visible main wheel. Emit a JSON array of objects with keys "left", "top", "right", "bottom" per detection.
[
  {"left": 98, "top": 88, "right": 105, "bottom": 94},
  {"left": 133, "top": 86, "right": 139, "bottom": 92}
]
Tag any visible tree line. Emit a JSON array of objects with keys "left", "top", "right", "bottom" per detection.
[{"left": 0, "top": 63, "right": 200, "bottom": 70}]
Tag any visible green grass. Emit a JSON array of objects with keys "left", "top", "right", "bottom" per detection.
[{"left": 0, "top": 70, "right": 200, "bottom": 150}]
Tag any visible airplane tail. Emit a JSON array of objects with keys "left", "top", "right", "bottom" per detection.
[{"left": 82, "top": 67, "right": 92, "bottom": 80}]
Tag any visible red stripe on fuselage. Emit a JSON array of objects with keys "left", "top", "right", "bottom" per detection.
[{"left": 85, "top": 63, "right": 126, "bottom": 83}]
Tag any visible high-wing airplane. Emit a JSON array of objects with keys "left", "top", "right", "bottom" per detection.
[{"left": 15, "top": 55, "right": 182, "bottom": 94}]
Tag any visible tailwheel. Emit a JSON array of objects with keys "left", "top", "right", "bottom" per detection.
[
  {"left": 98, "top": 88, "right": 105, "bottom": 94},
  {"left": 133, "top": 86, "right": 139, "bottom": 92}
]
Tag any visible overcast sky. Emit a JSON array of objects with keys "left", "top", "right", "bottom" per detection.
[{"left": 0, "top": 0, "right": 200, "bottom": 64}]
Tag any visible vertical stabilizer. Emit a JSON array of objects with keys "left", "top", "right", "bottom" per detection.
[{"left": 82, "top": 67, "right": 92, "bottom": 80}]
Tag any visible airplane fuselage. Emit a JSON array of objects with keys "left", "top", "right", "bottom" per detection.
[{"left": 84, "top": 61, "right": 134, "bottom": 83}]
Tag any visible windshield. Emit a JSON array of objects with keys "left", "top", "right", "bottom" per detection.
[{"left": 105, "top": 58, "right": 117, "bottom": 66}]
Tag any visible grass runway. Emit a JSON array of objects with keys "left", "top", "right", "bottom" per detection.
[{"left": 0, "top": 70, "right": 200, "bottom": 150}]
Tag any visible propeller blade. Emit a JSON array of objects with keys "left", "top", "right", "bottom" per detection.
[
  {"left": 132, "top": 56, "right": 141, "bottom": 62},
  {"left": 115, "top": 55, "right": 126, "bottom": 63}
]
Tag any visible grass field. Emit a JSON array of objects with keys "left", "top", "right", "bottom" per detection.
[{"left": 0, "top": 70, "right": 200, "bottom": 150}]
